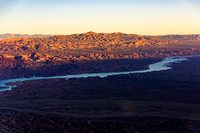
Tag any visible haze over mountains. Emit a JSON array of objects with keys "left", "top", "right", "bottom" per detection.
[{"left": 0, "top": 33, "right": 52, "bottom": 40}]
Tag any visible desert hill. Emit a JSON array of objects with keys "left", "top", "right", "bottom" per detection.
[
  {"left": 0, "top": 32, "right": 200, "bottom": 62},
  {"left": 0, "top": 32, "right": 200, "bottom": 79}
]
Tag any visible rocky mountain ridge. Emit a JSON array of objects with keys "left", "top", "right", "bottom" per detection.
[
  {"left": 0, "top": 32, "right": 200, "bottom": 80},
  {"left": 0, "top": 32, "right": 200, "bottom": 63}
]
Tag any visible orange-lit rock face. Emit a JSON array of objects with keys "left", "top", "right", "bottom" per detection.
[{"left": 0, "top": 32, "right": 200, "bottom": 70}]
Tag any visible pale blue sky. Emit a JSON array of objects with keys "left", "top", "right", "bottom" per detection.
[{"left": 0, "top": 0, "right": 200, "bottom": 35}]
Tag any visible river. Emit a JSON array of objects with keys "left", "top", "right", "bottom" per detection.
[{"left": 0, "top": 55, "right": 198, "bottom": 92}]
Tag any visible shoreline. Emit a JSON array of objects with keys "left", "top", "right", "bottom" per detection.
[{"left": 1, "top": 54, "right": 199, "bottom": 92}]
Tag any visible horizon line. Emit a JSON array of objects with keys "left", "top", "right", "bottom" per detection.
[{"left": 1, "top": 31, "right": 200, "bottom": 36}]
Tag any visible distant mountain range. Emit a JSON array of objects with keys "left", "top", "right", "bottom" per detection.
[
  {"left": 1, "top": 32, "right": 200, "bottom": 62},
  {"left": 0, "top": 33, "right": 52, "bottom": 40}
]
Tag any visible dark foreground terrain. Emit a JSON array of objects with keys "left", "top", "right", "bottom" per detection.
[{"left": 0, "top": 57, "right": 200, "bottom": 132}]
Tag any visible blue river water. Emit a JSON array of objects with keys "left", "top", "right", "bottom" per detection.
[{"left": 0, "top": 55, "right": 198, "bottom": 92}]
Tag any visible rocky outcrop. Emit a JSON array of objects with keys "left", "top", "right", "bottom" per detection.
[{"left": 0, "top": 32, "right": 199, "bottom": 70}]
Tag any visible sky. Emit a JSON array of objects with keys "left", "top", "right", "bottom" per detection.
[{"left": 0, "top": 0, "right": 200, "bottom": 35}]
